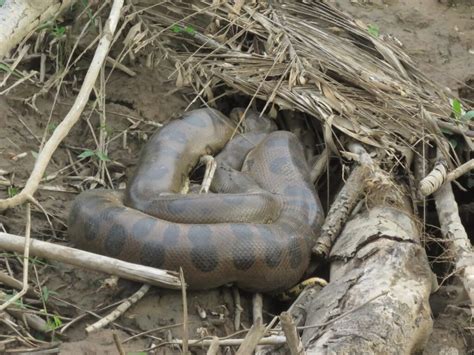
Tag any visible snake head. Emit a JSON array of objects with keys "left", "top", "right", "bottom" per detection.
[{"left": 230, "top": 107, "right": 278, "bottom": 134}]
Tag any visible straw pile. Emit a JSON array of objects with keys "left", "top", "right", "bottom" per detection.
[{"left": 128, "top": 0, "right": 467, "bottom": 165}]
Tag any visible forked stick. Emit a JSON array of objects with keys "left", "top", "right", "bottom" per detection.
[
  {"left": 0, "top": 0, "right": 124, "bottom": 211},
  {"left": 420, "top": 159, "right": 474, "bottom": 196}
]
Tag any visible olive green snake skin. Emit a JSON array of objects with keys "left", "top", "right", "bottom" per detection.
[{"left": 68, "top": 108, "right": 324, "bottom": 293}]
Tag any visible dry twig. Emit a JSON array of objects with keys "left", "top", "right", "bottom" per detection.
[
  {"left": 85, "top": 284, "right": 151, "bottom": 333},
  {"left": 313, "top": 143, "right": 374, "bottom": 257},
  {"left": 433, "top": 162, "right": 474, "bottom": 314},
  {"left": 420, "top": 159, "right": 474, "bottom": 196},
  {"left": 280, "top": 312, "right": 305, "bottom": 355},
  {"left": 235, "top": 326, "right": 267, "bottom": 354},
  {"left": 0, "top": 232, "right": 181, "bottom": 289},
  {"left": 167, "top": 335, "right": 286, "bottom": 348},
  {"left": 0, "top": 0, "right": 125, "bottom": 211},
  {"left": 179, "top": 268, "right": 189, "bottom": 354},
  {"left": 0, "top": 203, "right": 31, "bottom": 312},
  {"left": 113, "top": 332, "right": 126, "bottom": 355},
  {"left": 206, "top": 337, "right": 220, "bottom": 355}
]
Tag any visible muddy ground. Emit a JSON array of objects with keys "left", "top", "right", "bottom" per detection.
[{"left": 0, "top": 0, "right": 473, "bottom": 354}]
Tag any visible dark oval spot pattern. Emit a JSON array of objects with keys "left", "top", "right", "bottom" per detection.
[
  {"left": 256, "top": 226, "right": 283, "bottom": 268},
  {"left": 85, "top": 206, "right": 125, "bottom": 241},
  {"left": 132, "top": 218, "right": 157, "bottom": 239},
  {"left": 163, "top": 224, "right": 180, "bottom": 247},
  {"left": 104, "top": 224, "right": 127, "bottom": 257},
  {"left": 188, "top": 226, "right": 218, "bottom": 272},
  {"left": 230, "top": 225, "right": 256, "bottom": 270},
  {"left": 288, "top": 236, "right": 302, "bottom": 269},
  {"left": 269, "top": 157, "right": 289, "bottom": 174},
  {"left": 164, "top": 199, "right": 188, "bottom": 215},
  {"left": 82, "top": 208, "right": 103, "bottom": 241},
  {"left": 140, "top": 240, "right": 166, "bottom": 268}
]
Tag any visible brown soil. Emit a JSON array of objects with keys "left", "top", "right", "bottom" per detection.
[{"left": 0, "top": 1, "right": 473, "bottom": 354}]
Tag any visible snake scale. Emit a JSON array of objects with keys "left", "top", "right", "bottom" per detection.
[{"left": 68, "top": 108, "right": 324, "bottom": 292}]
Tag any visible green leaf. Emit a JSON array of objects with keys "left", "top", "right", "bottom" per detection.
[
  {"left": 451, "top": 98, "right": 462, "bottom": 120},
  {"left": 7, "top": 186, "right": 18, "bottom": 198},
  {"left": 171, "top": 24, "right": 183, "bottom": 33},
  {"left": 0, "top": 63, "right": 10, "bottom": 73},
  {"left": 461, "top": 110, "right": 474, "bottom": 122},
  {"left": 367, "top": 24, "right": 380, "bottom": 38},
  {"left": 95, "top": 151, "right": 110, "bottom": 162},
  {"left": 47, "top": 123, "right": 58, "bottom": 133},
  {"left": 53, "top": 25, "right": 66, "bottom": 37},
  {"left": 78, "top": 149, "right": 95, "bottom": 159},
  {"left": 31, "top": 151, "right": 38, "bottom": 159},
  {"left": 29, "top": 257, "right": 48, "bottom": 266},
  {"left": 184, "top": 26, "right": 196, "bottom": 35},
  {"left": 171, "top": 24, "right": 196, "bottom": 35},
  {"left": 0, "top": 0, "right": 6, "bottom": 7},
  {"left": 41, "top": 286, "right": 50, "bottom": 303},
  {"left": 47, "top": 315, "right": 63, "bottom": 331}
]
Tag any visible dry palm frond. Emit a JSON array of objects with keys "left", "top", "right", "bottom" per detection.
[{"left": 130, "top": 0, "right": 470, "bottom": 165}]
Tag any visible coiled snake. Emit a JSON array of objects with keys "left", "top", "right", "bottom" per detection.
[{"left": 68, "top": 108, "right": 324, "bottom": 292}]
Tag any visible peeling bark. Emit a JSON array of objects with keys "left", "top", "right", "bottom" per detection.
[
  {"left": 434, "top": 181, "right": 474, "bottom": 314},
  {"left": 302, "top": 201, "right": 434, "bottom": 353},
  {"left": 0, "top": 0, "right": 76, "bottom": 59}
]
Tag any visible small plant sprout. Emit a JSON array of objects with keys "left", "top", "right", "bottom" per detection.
[
  {"left": 7, "top": 186, "right": 18, "bottom": 198},
  {"left": 171, "top": 24, "right": 196, "bottom": 35},
  {"left": 78, "top": 149, "right": 111, "bottom": 162},
  {"left": 47, "top": 314, "right": 63, "bottom": 331},
  {"left": 47, "top": 122, "right": 58, "bottom": 133},
  {"left": 451, "top": 98, "right": 463, "bottom": 121},
  {"left": 367, "top": 24, "right": 380, "bottom": 38}
]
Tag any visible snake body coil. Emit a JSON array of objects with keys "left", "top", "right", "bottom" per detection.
[{"left": 68, "top": 108, "right": 324, "bottom": 292}]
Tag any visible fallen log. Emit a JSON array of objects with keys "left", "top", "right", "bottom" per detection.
[
  {"left": 0, "top": 0, "right": 76, "bottom": 59},
  {"left": 302, "top": 185, "right": 434, "bottom": 353},
  {"left": 433, "top": 178, "right": 474, "bottom": 315},
  {"left": 0, "top": 232, "right": 181, "bottom": 289}
]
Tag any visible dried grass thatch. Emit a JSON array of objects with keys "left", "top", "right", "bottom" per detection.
[{"left": 127, "top": 0, "right": 471, "bottom": 166}]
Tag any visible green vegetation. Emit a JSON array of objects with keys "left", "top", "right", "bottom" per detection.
[
  {"left": 78, "top": 149, "right": 111, "bottom": 161},
  {"left": 367, "top": 24, "right": 380, "bottom": 38}
]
